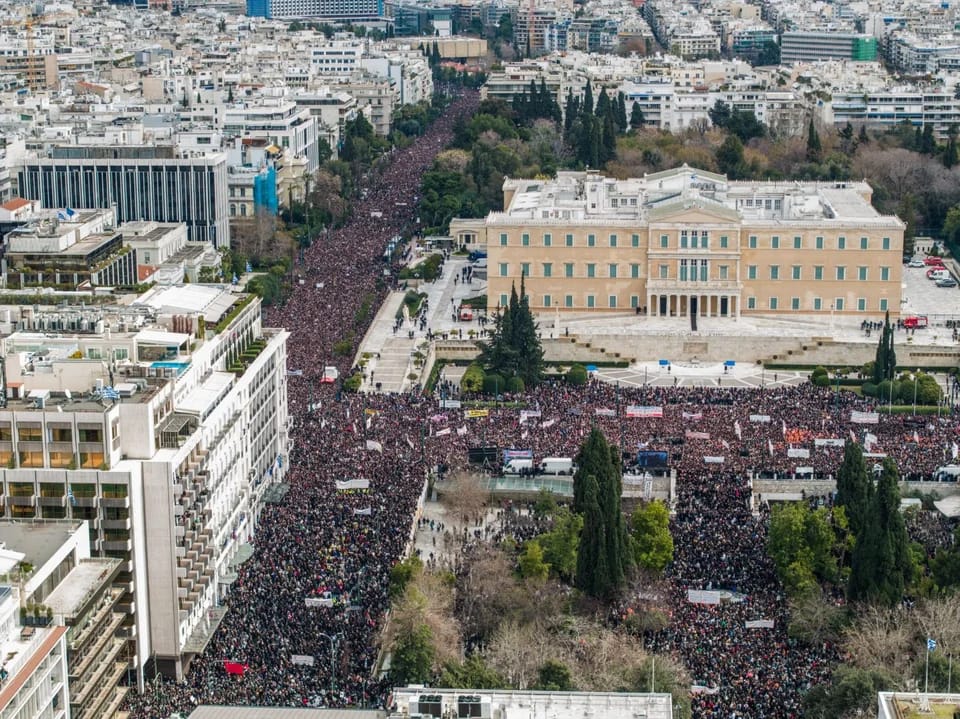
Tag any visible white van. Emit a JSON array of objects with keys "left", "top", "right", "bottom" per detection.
[
  {"left": 929, "top": 269, "right": 951, "bottom": 281},
  {"left": 539, "top": 457, "right": 575, "bottom": 475},
  {"left": 503, "top": 458, "right": 533, "bottom": 475}
]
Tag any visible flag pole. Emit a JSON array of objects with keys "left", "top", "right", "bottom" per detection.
[
  {"left": 949, "top": 654, "right": 953, "bottom": 694},
  {"left": 926, "top": 642, "right": 930, "bottom": 695}
]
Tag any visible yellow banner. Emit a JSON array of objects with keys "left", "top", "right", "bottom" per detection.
[{"left": 465, "top": 409, "right": 490, "bottom": 418}]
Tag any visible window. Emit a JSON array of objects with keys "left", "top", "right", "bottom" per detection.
[
  {"left": 587, "top": 234, "right": 596, "bottom": 247},
  {"left": 880, "top": 298, "right": 888, "bottom": 311},
  {"left": 78, "top": 427, "right": 102, "bottom": 443},
  {"left": 836, "top": 266, "right": 846, "bottom": 281},
  {"left": 660, "top": 235, "right": 668, "bottom": 248},
  {"left": 608, "top": 264, "right": 618, "bottom": 279},
  {"left": 500, "top": 293, "right": 508, "bottom": 306},
  {"left": 749, "top": 235, "right": 757, "bottom": 249},
  {"left": 747, "top": 297, "right": 757, "bottom": 309},
  {"left": 499, "top": 233, "right": 507, "bottom": 246},
  {"left": 587, "top": 295, "right": 596, "bottom": 308},
  {"left": 882, "top": 237, "right": 891, "bottom": 250},
  {"left": 814, "top": 297, "right": 822, "bottom": 311},
  {"left": 720, "top": 235, "right": 728, "bottom": 249},
  {"left": 771, "top": 236, "right": 780, "bottom": 249},
  {"left": 791, "top": 297, "right": 800, "bottom": 310},
  {"left": 631, "top": 264, "right": 640, "bottom": 279},
  {"left": 543, "top": 295, "right": 551, "bottom": 307},
  {"left": 816, "top": 236, "right": 824, "bottom": 250},
  {"left": 838, "top": 236, "right": 846, "bottom": 250},
  {"left": 858, "top": 266, "right": 868, "bottom": 281},
  {"left": 565, "top": 295, "right": 573, "bottom": 308},
  {"left": 659, "top": 264, "right": 668, "bottom": 279},
  {"left": 522, "top": 233, "right": 530, "bottom": 246},
  {"left": 880, "top": 267, "right": 890, "bottom": 281},
  {"left": 699, "top": 260, "right": 708, "bottom": 281},
  {"left": 543, "top": 233, "right": 552, "bottom": 247},
  {"left": 835, "top": 298, "right": 845, "bottom": 311},
  {"left": 564, "top": 263, "right": 574, "bottom": 278},
  {"left": 747, "top": 265, "right": 757, "bottom": 280},
  {"left": 860, "top": 237, "right": 868, "bottom": 250},
  {"left": 499, "top": 263, "right": 509, "bottom": 277},
  {"left": 719, "top": 265, "right": 728, "bottom": 280},
  {"left": 542, "top": 263, "right": 552, "bottom": 278},
  {"left": 631, "top": 295, "right": 639, "bottom": 308},
  {"left": 609, "top": 234, "right": 618, "bottom": 247},
  {"left": 794, "top": 236, "right": 802, "bottom": 249},
  {"left": 609, "top": 295, "right": 617, "bottom": 308},
  {"left": 814, "top": 266, "right": 823, "bottom": 280},
  {"left": 520, "top": 263, "right": 530, "bottom": 277},
  {"left": 857, "top": 297, "right": 866, "bottom": 311},
  {"left": 631, "top": 234, "right": 640, "bottom": 247},
  {"left": 770, "top": 265, "right": 780, "bottom": 280},
  {"left": 792, "top": 265, "right": 801, "bottom": 280},
  {"left": 566, "top": 234, "right": 574, "bottom": 247},
  {"left": 769, "top": 297, "right": 779, "bottom": 310},
  {"left": 680, "top": 232, "right": 688, "bottom": 249},
  {"left": 586, "top": 264, "right": 596, "bottom": 278}
]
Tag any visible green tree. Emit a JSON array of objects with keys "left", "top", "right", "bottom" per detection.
[
  {"left": 708, "top": 99, "right": 732, "bottom": 129},
  {"left": 836, "top": 441, "right": 871, "bottom": 537},
  {"left": 439, "top": 654, "right": 506, "bottom": 689},
  {"left": 715, "top": 135, "right": 746, "bottom": 179},
  {"left": 802, "top": 665, "right": 892, "bottom": 719},
  {"left": 478, "top": 277, "right": 544, "bottom": 387},
  {"left": 806, "top": 118, "right": 822, "bottom": 162},
  {"left": 534, "top": 660, "right": 573, "bottom": 690},
  {"left": 768, "top": 503, "right": 841, "bottom": 595},
  {"left": 616, "top": 92, "right": 628, "bottom": 132},
  {"left": 389, "top": 556, "right": 423, "bottom": 599},
  {"left": 629, "top": 501, "right": 674, "bottom": 573},
  {"left": 629, "top": 102, "right": 645, "bottom": 130},
  {"left": 756, "top": 40, "right": 780, "bottom": 66},
  {"left": 920, "top": 123, "right": 937, "bottom": 155},
  {"left": 518, "top": 539, "right": 550, "bottom": 581},
  {"left": 574, "top": 429, "right": 630, "bottom": 598},
  {"left": 461, "top": 363, "right": 485, "bottom": 393},
  {"left": 538, "top": 506, "right": 582, "bottom": 581},
  {"left": 848, "top": 458, "right": 914, "bottom": 605},
  {"left": 391, "top": 624, "right": 435, "bottom": 685},
  {"left": 872, "top": 311, "right": 896, "bottom": 383}
]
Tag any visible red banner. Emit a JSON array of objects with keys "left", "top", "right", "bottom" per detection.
[{"left": 224, "top": 661, "right": 249, "bottom": 676}]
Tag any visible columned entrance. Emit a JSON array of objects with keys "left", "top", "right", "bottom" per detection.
[{"left": 647, "top": 293, "right": 740, "bottom": 319}]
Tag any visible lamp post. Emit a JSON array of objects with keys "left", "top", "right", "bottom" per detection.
[{"left": 317, "top": 632, "right": 341, "bottom": 694}]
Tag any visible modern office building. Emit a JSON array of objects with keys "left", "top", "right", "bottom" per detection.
[
  {"left": 781, "top": 31, "right": 877, "bottom": 63},
  {"left": 246, "top": 0, "right": 383, "bottom": 20},
  {"left": 15, "top": 147, "right": 230, "bottom": 248},
  {"left": 0, "top": 285, "right": 290, "bottom": 685},
  {"left": 484, "top": 166, "right": 905, "bottom": 319}
]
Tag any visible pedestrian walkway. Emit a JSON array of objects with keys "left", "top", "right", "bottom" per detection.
[{"left": 595, "top": 361, "right": 810, "bottom": 389}]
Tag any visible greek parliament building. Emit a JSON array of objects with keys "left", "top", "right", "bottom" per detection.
[{"left": 464, "top": 166, "right": 905, "bottom": 319}]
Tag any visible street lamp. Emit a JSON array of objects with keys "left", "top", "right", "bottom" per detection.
[{"left": 317, "top": 632, "right": 341, "bottom": 694}]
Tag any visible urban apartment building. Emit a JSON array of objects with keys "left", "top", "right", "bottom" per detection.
[
  {"left": 0, "top": 285, "right": 290, "bottom": 685},
  {"left": 15, "top": 147, "right": 230, "bottom": 248},
  {"left": 246, "top": 0, "right": 383, "bottom": 20},
  {"left": 484, "top": 167, "right": 904, "bottom": 319},
  {"left": 780, "top": 31, "right": 878, "bottom": 63}
]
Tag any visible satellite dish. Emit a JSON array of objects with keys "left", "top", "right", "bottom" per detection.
[{"left": 64, "top": 389, "right": 72, "bottom": 400}]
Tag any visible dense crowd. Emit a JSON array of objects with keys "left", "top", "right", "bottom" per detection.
[{"left": 124, "top": 88, "right": 960, "bottom": 719}]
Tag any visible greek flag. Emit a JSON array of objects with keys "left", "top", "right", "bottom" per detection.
[
  {"left": 102, "top": 386, "right": 120, "bottom": 401},
  {"left": 928, "top": 638, "right": 937, "bottom": 652},
  {"left": 67, "top": 486, "right": 76, "bottom": 507}
]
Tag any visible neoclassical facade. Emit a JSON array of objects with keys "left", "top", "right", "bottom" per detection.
[{"left": 482, "top": 167, "right": 905, "bottom": 319}]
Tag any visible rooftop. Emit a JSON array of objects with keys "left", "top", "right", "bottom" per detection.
[
  {"left": 188, "top": 709, "right": 385, "bottom": 719},
  {"left": 0, "top": 522, "right": 83, "bottom": 572},
  {"left": 135, "top": 284, "right": 245, "bottom": 323},
  {"left": 43, "top": 558, "right": 121, "bottom": 618}
]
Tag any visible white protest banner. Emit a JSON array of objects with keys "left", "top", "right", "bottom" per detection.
[
  {"left": 336, "top": 479, "right": 370, "bottom": 491},
  {"left": 851, "top": 410, "right": 880, "bottom": 424},
  {"left": 745, "top": 619, "right": 775, "bottom": 629},
  {"left": 787, "top": 448, "right": 810, "bottom": 459},
  {"left": 291, "top": 655, "right": 315, "bottom": 666},
  {"left": 704, "top": 456, "right": 725, "bottom": 464},
  {"left": 749, "top": 414, "right": 771, "bottom": 423}
]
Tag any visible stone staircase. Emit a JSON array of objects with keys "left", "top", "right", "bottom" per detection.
[{"left": 544, "top": 336, "right": 635, "bottom": 366}]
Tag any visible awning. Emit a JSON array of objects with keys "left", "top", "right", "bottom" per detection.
[
  {"left": 218, "top": 571, "right": 239, "bottom": 585},
  {"left": 935, "top": 496, "right": 960, "bottom": 518},
  {"left": 228, "top": 543, "right": 254, "bottom": 568}
]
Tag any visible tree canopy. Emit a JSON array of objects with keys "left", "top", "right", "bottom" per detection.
[{"left": 478, "top": 276, "right": 544, "bottom": 387}]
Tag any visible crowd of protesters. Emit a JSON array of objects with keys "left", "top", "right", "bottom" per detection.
[{"left": 124, "top": 84, "right": 960, "bottom": 719}]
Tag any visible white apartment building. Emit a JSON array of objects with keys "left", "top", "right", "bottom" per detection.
[
  {"left": 221, "top": 100, "right": 322, "bottom": 174},
  {"left": 310, "top": 41, "right": 366, "bottom": 77},
  {"left": 0, "top": 284, "right": 290, "bottom": 683}
]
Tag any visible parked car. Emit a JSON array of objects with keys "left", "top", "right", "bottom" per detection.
[
  {"left": 908, "top": 259, "right": 926, "bottom": 268},
  {"left": 937, "top": 277, "right": 958, "bottom": 287},
  {"left": 928, "top": 268, "right": 951, "bottom": 280},
  {"left": 925, "top": 256, "right": 946, "bottom": 266}
]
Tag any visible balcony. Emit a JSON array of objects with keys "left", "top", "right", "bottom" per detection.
[
  {"left": 102, "top": 518, "right": 130, "bottom": 531},
  {"left": 9, "top": 495, "right": 35, "bottom": 507},
  {"left": 645, "top": 278, "right": 743, "bottom": 292},
  {"left": 101, "top": 496, "right": 129, "bottom": 509},
  {"left": 38, "top": 495, "right": 66, "bottom": 507},
  {"left": 102, "top": 539, "right": 132, "bottom": 551}
]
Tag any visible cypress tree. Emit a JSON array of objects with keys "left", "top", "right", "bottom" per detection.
[
  {"left": 564, "top": 90, "right": 577, "bottom": 137},
  {"left": 944, "top": 137, "right": 958, "bottom": 168},
  {"left": 848, "top": 458, "right": 914, "bottom": 605},
  {"left": 920, "top": 123, "right": 937, "bottom": 155},
  {"left": 575, "top": 474, "right": 608, "bottom": 597},
  {"left": 616, "top": 92, "right": 628, "bottom": 132},
  {"left": 873, "top": 311, "right": 896, "bottom": 383},
  {"left": 601, "top": 111, "right": 616, "bottom": 164},
  {"left": 514, "top": 275, "right": 544, "bottom": 387},
  {"left": 595, "top": 89, "right": 610, "bottom": 118},
  {"left": 629, "top": 102, "right": 645, "bottom": 130},
  {"left": 582, "top": 80, "right": 594, "bottom": 116},
  {"left": 836, "top": 440, "right": 871, "bottom": 536},
  {"left": 858, "top": 124, "right": 869, "bottom": 144},
  {"left": 806, "top": 118, "right": 822, "bottom": 162}
]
